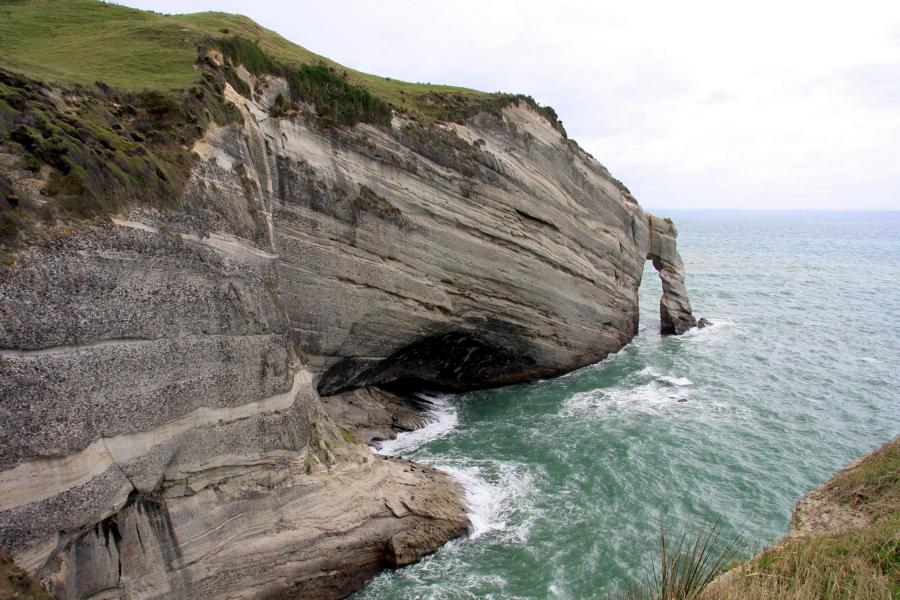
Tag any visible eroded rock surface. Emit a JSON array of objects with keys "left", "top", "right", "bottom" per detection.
[
  {"left": 323, "top": 387, "right": 428, "bottom": 445},
  {"left": 646, "top": 214, "right": 697, "bottom": 335},
  {"left": 0, "top": 70, "right": 695, "bottom": 598}
]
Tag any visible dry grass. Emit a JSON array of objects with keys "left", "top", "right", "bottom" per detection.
[
  {"left": 819, "top": 438, "right": 900, "bottom": 523},
  {"left": 702, "top": 519, "right": 899, "bottom": 599},
  {"left": 702, "top": 437, "right": 900, "bottom": 600},
  {"left": 620, "top": 438, "right": 900, "bottom": 600}
]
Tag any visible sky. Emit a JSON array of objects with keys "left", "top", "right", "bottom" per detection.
[{"left": 121, "top": 0, "right": 900, "bottom": 210}]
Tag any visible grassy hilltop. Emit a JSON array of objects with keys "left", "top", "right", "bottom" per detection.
[
  {"left": 0, "top": 0, "right": 567, "bottom": 249},
  {"left": 0, "top": 0, "right": 494, "bottom": 119}
]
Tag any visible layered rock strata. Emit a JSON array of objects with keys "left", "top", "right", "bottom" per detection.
[
  {"left": 323, "top": 387, "right": 429, "bottom": 446},
  {"left": 647, "top": 214, "right": 697, "bottom": 335},
  {"left": 0, "top": 68, "right": 695, "bottom": 598}
]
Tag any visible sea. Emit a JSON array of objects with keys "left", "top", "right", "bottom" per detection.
[{"left": 355, "top": 210, "right": 900, "bottom": 599}]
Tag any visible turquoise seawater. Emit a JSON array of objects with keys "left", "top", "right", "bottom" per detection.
[{"left": 356, "top": 211, "right": 900, "bottom": 599}]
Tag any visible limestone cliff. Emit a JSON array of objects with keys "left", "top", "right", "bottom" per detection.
[
  {"left": 0, "top": 17, "right": 696, "bottom": 600},
  {"left": 646, "top": 214, "right": 697, "bottom": 335}
]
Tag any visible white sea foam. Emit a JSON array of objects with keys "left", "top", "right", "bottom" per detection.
[
  {"left": 370, "top": 394, "right": 532, "bottom": 543},
  {"left": 660, "top": 375, "right": 693, "bottom": 386},
  {"left": 561, "top": 380, "right": 691, "bottom": 418},
  {"left": 440, "top": 465, "right": 507, "bottom": 538},
  {"left": 548, "top": 582, "right": 571, "bottom": 599},
  {"left": 640, "top": 366, "right": 694, "bottom": 387},
  {"left": 372, "top": 393, "right": 458, "bottom": 456},
  {"left": 442, "top": 461, "right": 535, "bottom": 540},
  {"left": 679, "top": 318, "right": 737, "bottom": 338}
]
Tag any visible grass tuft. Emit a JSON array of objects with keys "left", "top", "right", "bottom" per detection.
[
  {"left": 619, "top": 518, "right": 743, "bottom": 600},
  {"left": 339, "top": 426, "right": 358, "bottom": 445}
]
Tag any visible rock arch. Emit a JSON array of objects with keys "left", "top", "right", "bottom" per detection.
[{"left": 646, "top": 214, "right": 697, "bottom": 335}]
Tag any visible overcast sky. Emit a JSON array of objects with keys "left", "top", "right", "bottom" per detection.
[{"left": 122, "top": 0, "right": 900, "bottom": 210}]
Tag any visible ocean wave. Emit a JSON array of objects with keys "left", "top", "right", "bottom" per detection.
[
  {"left": 639, "top": 366, "right": 693, "bottom": 387},
  {"left": 438, "top": 461, "right": 536, "bottom": 541},
  {"left": 355, "top": 459, "right": 536, "bottom": 598},
  {"left": 372, "top": 392, "right": 458, "bottom": 456},
  {"left": 679, "top": 318, "right": 737, "bottom": 338},
  {"left": 560, "top": 381, "right": 691, "bottom": 418},
  {"left": 356, "top": 542, "right": 514, "bottom": 599},
  {"left": 370, "top": 393, "right": 534, "bottom": 544}
]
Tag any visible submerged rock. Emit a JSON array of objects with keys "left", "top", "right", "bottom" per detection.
[{"left": 698, "top": 317, "right": 712, "bottom": 329}]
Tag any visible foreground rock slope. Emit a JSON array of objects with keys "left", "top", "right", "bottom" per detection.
[{"left": 0, "top": 5, "right": 697, "bottom": 598}]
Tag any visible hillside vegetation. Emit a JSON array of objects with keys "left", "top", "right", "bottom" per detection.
[
  {"left": 0, "top": 0, "right": 569, "bottom": 250},
  {"left": 701, "top": 437, "right": 900, "bottom": 600},
  {"left": 0, "top": 0, "right": 521, "bottom": 122},
  {"left": 0, "top": 551, "right": 52, "bottom": 600},
  {"left": 623, "top": 438, "right": 898, "bottom": 600}
]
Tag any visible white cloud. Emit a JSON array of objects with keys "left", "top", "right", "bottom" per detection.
[{"left": 122, "top": 0, "right": 900, "bottom": 209}]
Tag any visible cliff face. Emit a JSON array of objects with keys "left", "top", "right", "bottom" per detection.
[{"left": 0, "top": 64, "right": 695, "bottom": 598}]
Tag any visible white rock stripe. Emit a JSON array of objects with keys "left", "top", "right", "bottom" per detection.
[
  {"left": 112, "top": 218, "right": 279, "bottom": 263},
  {"left": 0, "top": 371, "right": 308, "bottom": 512}
]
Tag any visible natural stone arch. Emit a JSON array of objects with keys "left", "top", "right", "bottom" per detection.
[{"left": 646, "top": 214, "right": 697, "bottom": 335}]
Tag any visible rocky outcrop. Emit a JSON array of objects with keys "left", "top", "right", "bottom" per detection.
[
  {"left": 646, "top": 214, "right": 697, "bottom": 335},
  {"left": 0, "top": 63, "right": 696, "bottom": 598},
  {"left": 323, "top": 387, "right": 428, "bottom": 445}
]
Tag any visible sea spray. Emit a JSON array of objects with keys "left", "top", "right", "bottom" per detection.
[
  {"left": 372, "top": 395, "right": 534, "bottom": 542},
  {"left": 373, "top": 393, "right": 458, "bottom": 456}
]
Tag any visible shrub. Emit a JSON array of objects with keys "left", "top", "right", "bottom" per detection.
[
  {"left": 214, "top": 36, "right": 280, "bottom": 76},
  {"left": 413, "top": 91, "right": 567, "bottom": 136},
  {"left": 213, "top": 36, "right": 391, "bottom": 127},
  {"left": 285, "top": 64, "right": 391, "bottom": 127},
  {"left": 0, "top": 65, "right": 238, "bottom": 245}
]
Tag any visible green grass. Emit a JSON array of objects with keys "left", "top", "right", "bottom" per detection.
[
  {"left": 0, "top": 0, "right": 569, "bottom": 128},
  {"left": 0, "top": 0, "right": 497, "bottom": 121},
  {"left": 339, "top": 426, "right": 358, "bottom": 445},
  {"left": 0, "top": 0, "right": 568, "bottom": 247},
  {"left": 0, "top": 0, "right": 202, "bottom": 90}
]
